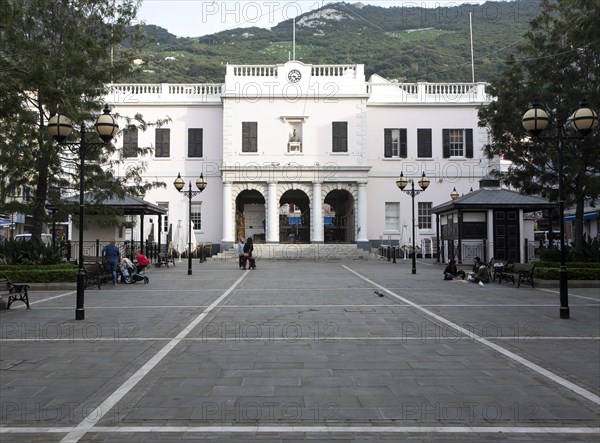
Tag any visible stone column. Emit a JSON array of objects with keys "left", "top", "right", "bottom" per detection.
[
  {"left": 312, "top": 181, "right": 324, "bottom": 243},
  {"left": 267, "top": 182, "right": 279, "bottom": 243},
  {"left": 222, "top": 182, "right": 234, "bottom": 248},
  {"left": 356, "top": 181, "right": 368, "bottom": 249}
]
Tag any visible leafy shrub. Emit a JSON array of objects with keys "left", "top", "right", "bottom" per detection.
[
  {"left": 0, "top": 239, "right": 62, "bottom": 265},
  {"left": 570, "top": 235, "right": 600, "bottom": 262},
  {"left": 539, "top": 245, "right": 571, "bottom": 262}
]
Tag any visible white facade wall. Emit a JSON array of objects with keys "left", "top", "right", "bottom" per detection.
[{"left": 108, "top": 62, "right": 493, "bottom": 250}]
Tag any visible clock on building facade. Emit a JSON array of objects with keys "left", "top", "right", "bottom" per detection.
[{"left": 287, "top": 69, "right": 302, "bottom": 83}]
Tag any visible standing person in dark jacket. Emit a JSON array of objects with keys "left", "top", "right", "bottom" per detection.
[
  {"left": 243, "top": 237, "right": 254, "bottom": 270},
  {"left": 102, "top": 239, "right": 120, "bottom": 285}
]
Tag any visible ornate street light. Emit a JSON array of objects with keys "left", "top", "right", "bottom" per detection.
[
  {"left": 450, "top": 188, "right": 459, "bottom": 200},
  {"left": 522, "top": 100, "right": 598, "bottom": 319},
  {"left": 48, "top": 104, "right": 118, "bottom": 321},
  {"left": 396, "top": 172, "right": 430, "bottom": 274},
  {"left": 173, "top": 173, "right": 207, "bottom": 275}
]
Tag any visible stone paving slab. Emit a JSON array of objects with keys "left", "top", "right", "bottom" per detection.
[{"left": 0, "top": 260, "right": 598, "bottom": 442}]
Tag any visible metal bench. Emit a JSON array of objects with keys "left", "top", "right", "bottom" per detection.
[
  {"left": 496, "top": 262, "right": 537, "bottom": 288},
  {"left": 157, "top": 253, "right": 175, "bottom": 268},
  {"left": 0, "top": 276, "right": 30, "bottom": 309},
  {"left": 83, "top": 262, "right": 113, "bottom": 289}
]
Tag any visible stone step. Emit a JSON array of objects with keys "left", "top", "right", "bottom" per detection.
[{"left": 211, "top": 244, "right": 378, "bottom": 262}]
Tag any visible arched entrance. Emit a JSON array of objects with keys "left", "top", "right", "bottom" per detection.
[
  {"left": 324, "top": 189, "right": 355, "bottom": 243},
  {"left": 279, "top": 189, "right": 310, "bottom": 243},
  {"left": 236, "top": 190, "right": 266, "bottom": 243}
]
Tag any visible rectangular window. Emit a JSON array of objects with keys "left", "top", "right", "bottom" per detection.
[
  {"left": 418, "top": 202, "right": 432, "bottom": 230},
  {"left": 191, "top": 203, "right": 202, "bottom": 230},
  {"left": 443, "top": 129, "right": 473, "bottom": 158},
  {"left": 417, "top": 128, "right": 432, "bottom": 158},
  {"left": 332, "top": 122, "right": 348, "bottom": 152},
  {"left": 155, "top": 128, "right": 170, "bottom": 158},
  {"left": 157, "top": 202, "right": 169, "bottom": 233},
  {"left": 384, "top": 128, "right": 407, "bottom": 158},
  {"left": 242, "top": 122, "right": 258, "bottom": 152},
  {"left": 122, "top": 128, "right": 138, "bottom": 158},
  {"left": 385, "top": 202, "right": 400, "bottom": 231},
  {"left": 188, "top": 128, "right": 203, "bottom": 158}
]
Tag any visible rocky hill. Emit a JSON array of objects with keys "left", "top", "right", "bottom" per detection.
[{"left": 127, "top": 1, "right": 540, "bottom": 84}]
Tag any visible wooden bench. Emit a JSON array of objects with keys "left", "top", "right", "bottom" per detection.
[
  {"left": 0, "top": 276, "right": 30, "bottom": 309},
  {"left": 157, "top": 253, "right": 175, "bottom": 268},
  {"left": 83, "top": 262, "right": 113, "bottom": 289},
  {"left": 497, "top": 262, "right": 537, "bottom": 288}
]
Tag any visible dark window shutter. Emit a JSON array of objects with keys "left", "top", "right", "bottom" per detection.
[
  {"left": 417, "top": 128, "right": 432, "bottom": 158},
  {"left": 332, "top": 122, "right": 348, "bottom": 152},
  {"left": 399, "top": 128, "right": 407, "bottom": 158},
  {"left": 188, "top": 128, "right": 203, "bottom": 158},
  {"left": 242, "top": 122, "right": 257, "bottom": 152},
  {"left": 442, "top": 129, "right": 450, "bottom": 158},
  {"left": 123, "top": 128, "right": 138, "bottom": 158},
  {"left": 465, "top": 129, "right": 473, "bottom": 158},
  {"left": 384, "top": 129, "right": 392, "bottom": 158},
  {"left": 155, "top": 128, "right": 170, "bottom": 157}
]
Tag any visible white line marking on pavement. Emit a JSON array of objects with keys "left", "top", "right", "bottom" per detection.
[
  {"left": 1, "top": 425, "right": 599, "bottom": 435},
  {"left": 12, "top": 291, "right": 75, "bottom": 308},
  {"left": 2, "top": 336, "right": 599, "bottom": 343},
  {"left": 538, "top": 288, "right": 600, "bottom": 302},
  {"left": 343, "top": 265, "right": 600, "bottom": 407},
  {"left": 58, "top": 272, "right": 249, "bottom": 443}
]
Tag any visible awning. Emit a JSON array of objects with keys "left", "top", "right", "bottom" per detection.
[
  {"left": 565, "top": 212, "right": 598, "bottom": 222},
  {"left": 0, "top": 218, "right": 12, "bottom": 227}
]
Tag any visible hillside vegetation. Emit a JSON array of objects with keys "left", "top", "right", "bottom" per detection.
[{"left": 127, "top": 1, "right": 541, "bottom": 84}]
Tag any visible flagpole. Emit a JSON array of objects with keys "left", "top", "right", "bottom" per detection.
[{"left": 469, "top": 12, "right": 475, "bottom": 83}]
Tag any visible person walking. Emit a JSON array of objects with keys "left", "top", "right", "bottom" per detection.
[
  {"left": 102, "top": 239, "right": 121, "bottom": 285},
  {"left": 237, "top": 237, "right": 245, "bottom": 269}
]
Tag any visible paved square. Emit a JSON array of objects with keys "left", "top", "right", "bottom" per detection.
[{"left": 1, "top": 259, "right": 599, "bottom": 442}]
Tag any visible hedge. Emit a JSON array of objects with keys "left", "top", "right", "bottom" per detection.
[
  {"left": 534, "top": 262, "right": 600, "bottom": 280},
  {"left": 1, "top": 265, "right": 78, "bottom": 283}
]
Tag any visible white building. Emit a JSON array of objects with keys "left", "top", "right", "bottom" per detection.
[{"left": 107, "top": 61, "right": 494, "bottom": 254}]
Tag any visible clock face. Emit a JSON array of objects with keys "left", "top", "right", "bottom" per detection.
[{"left": 288, "top": 69, "right": 302, "bottom": 83}]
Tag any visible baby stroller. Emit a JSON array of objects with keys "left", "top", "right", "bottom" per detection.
[
  {"left": 132, "top": 263, "right": 149, "bottom": 284},
  {"left": 120, "top": 262, "right": 149, "bottom": 284}
]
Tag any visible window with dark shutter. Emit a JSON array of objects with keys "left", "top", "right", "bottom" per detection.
[
  {"left": 123, "top": 128, "right": 138, "bottom": 158},
  {"left": 384, "top": 129, "right": 392, "bottom": 158},
  {"left": 417, "top": 128, "right": 432, "bottom": 158},
  {"left": 383, "top": 128, "right": 406, "bottom": 158},
  {"left": 155, "top": 128, "right": 170, "bottom": 158},
  {"left": 442, "top": 129, "right": 450, "bottom": 158},
  {"left": 332, "top": 122, "right": 348, "bottom": 152},
  {"left": 242, "top": 122, "right": 258, "bottom": 152},
  {"left": 465, "top": 129, "right": 473, "bottom": 158},
  {"left": 188, "top": 128, "right": 203, "bottom": 158},
  {"left": 399, "top": 128, "right": 407, "bottom": 158}
]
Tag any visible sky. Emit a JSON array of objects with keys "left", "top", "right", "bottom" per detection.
[{"left": 136, "top": 0, "right": 491, "bottom": 37}]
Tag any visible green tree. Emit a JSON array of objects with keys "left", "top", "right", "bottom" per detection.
[
  {"left": 478, "top": 0, "right": 600, "bottom": 254},
  {"left": 0, "top": 0, "right": 162, "bottom": 242}
]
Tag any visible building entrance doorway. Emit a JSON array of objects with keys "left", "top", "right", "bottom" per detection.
[
  {"left": 236, "top": 190, "right": 266, "bottom": 243},
  {"left": 324, "top": 189, "right": 355, "bottom": 243},
  {"left": 279, "top": 189, "right": 310, "bottom": 243}
]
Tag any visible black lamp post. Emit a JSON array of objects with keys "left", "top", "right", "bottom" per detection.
[
  {"left": 48, "top": 105, "right": 119, "bottom": 321},
  {"left": 396, "top": 172, "right": 430, "bottom": 274},
  {"left": 522, "top": 101, "right": 598, "bottom": 319},
  {"left": 173, "top": 173, "right": 207, "bottom": 275}
]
